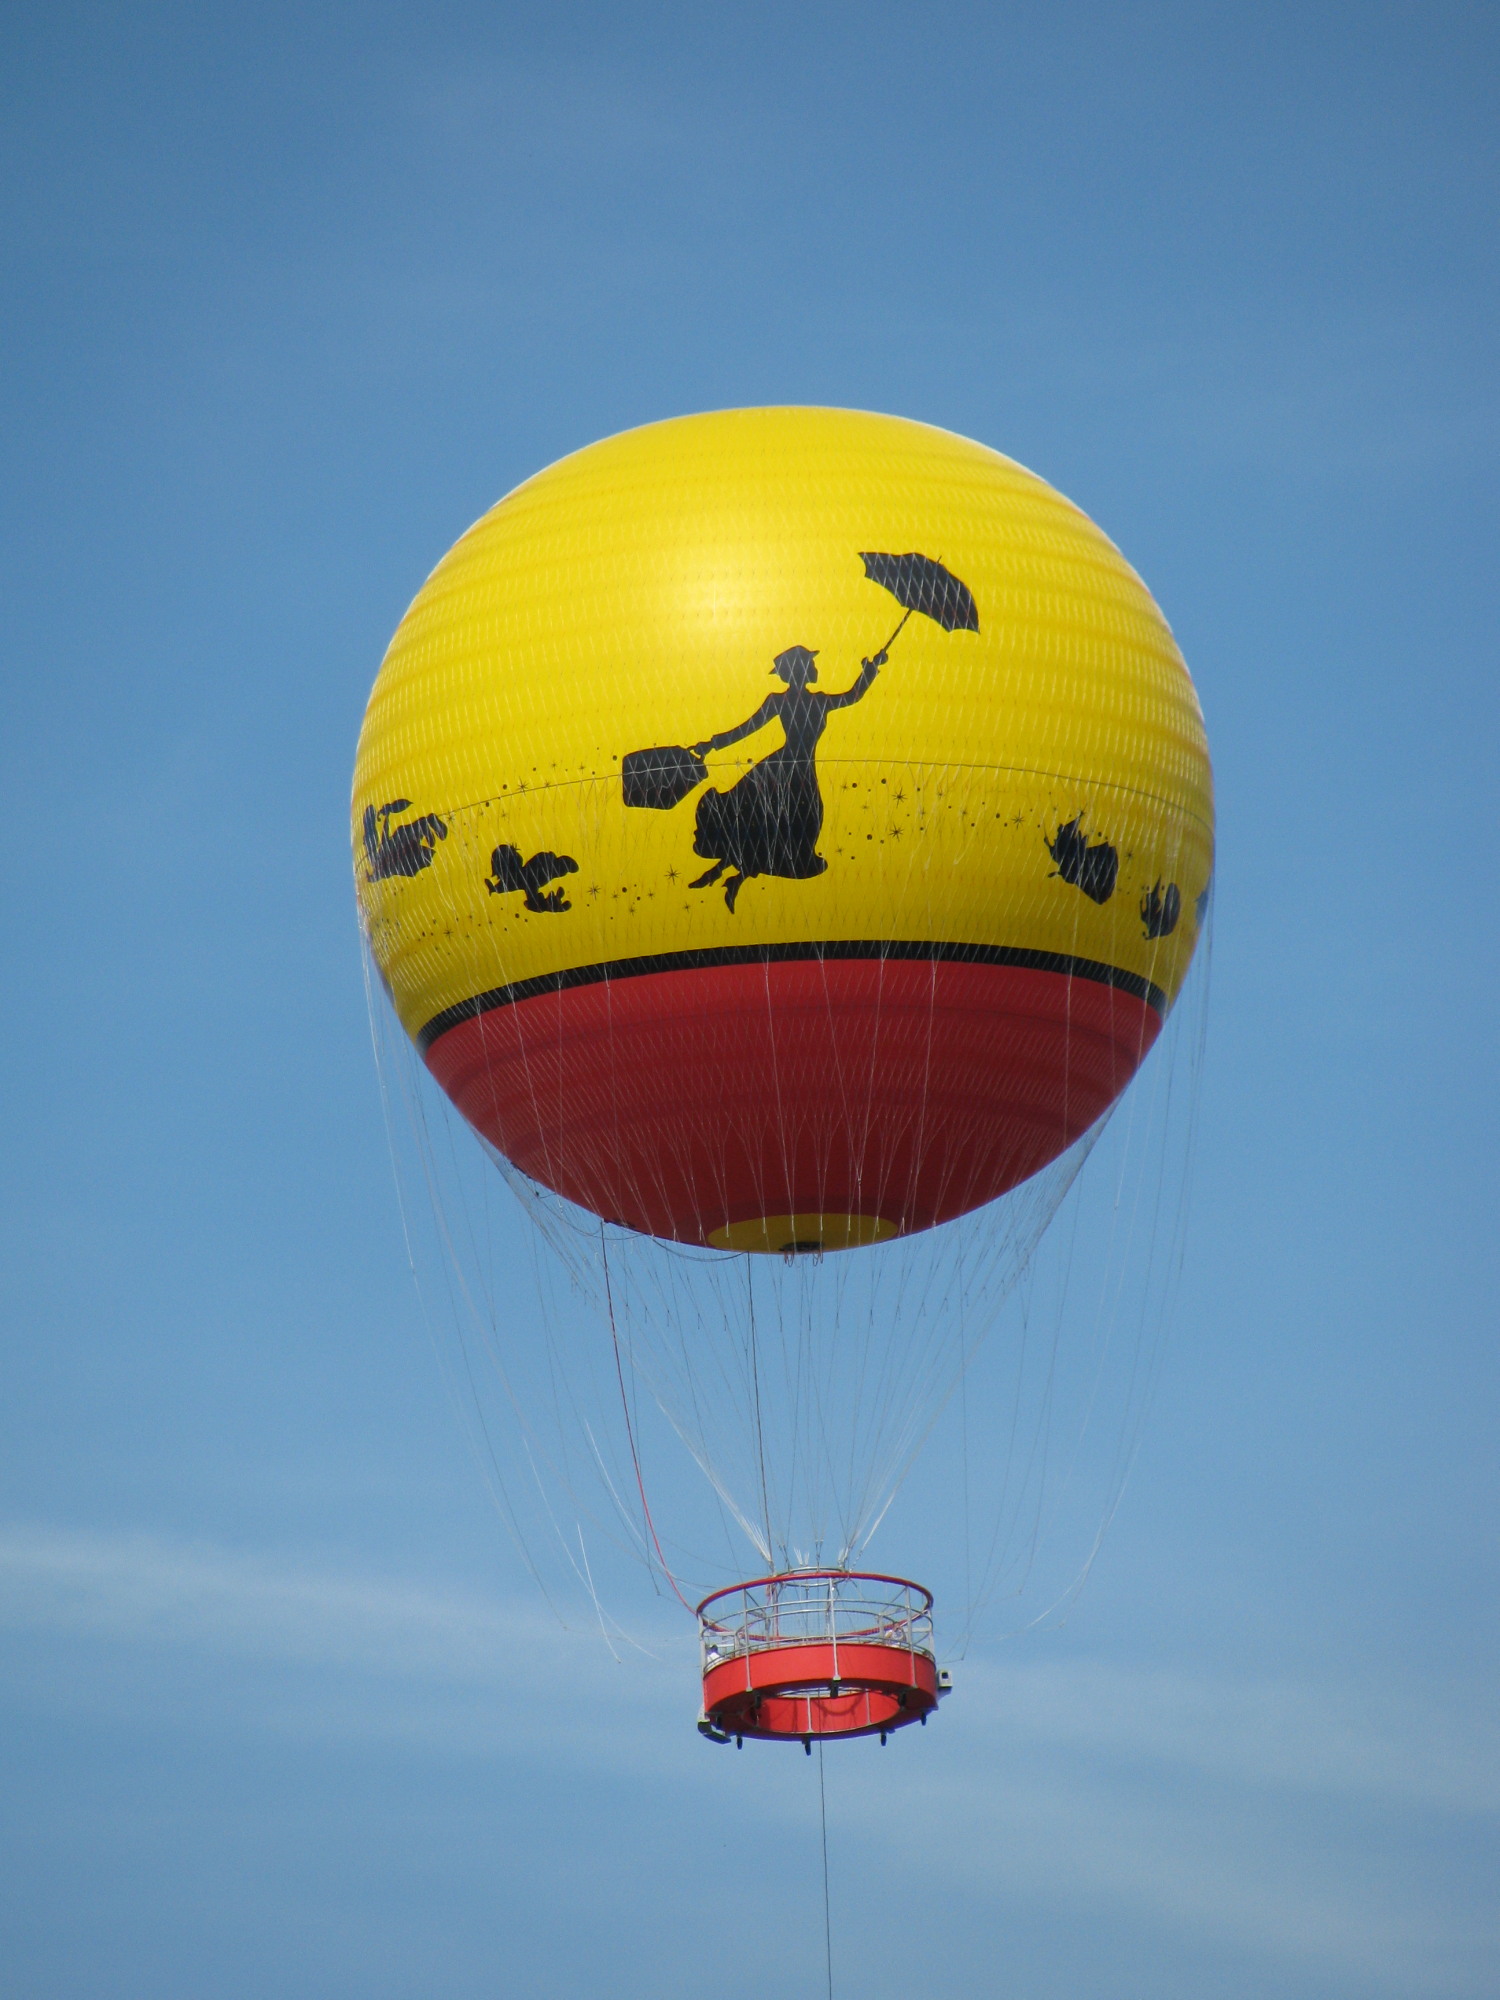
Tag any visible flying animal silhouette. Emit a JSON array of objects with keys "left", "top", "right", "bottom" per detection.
[
  {"left": 362, "top": 800, "right": 448, "bottom": 880},
  {"left": 486, "top": 844, "right": 579, "bottom": 913},
  {"left": 1045, "top": 816, "right": 1118, "bottom": 905}
]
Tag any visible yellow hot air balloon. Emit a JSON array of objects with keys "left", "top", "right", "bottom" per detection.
[
  {"left": 355, "top": 407, "right": 1212, "bottom": 1258},
  {"left": 356, "top": 408, "right": 1213, "bottom": 1745}
]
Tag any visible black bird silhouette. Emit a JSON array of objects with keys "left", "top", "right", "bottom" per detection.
[{"left": 486, "top": 844, "right": 579, "bottom": 912}]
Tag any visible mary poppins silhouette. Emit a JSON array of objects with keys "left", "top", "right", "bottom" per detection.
[{"left": 688, "top": 642, "right": 882, "bottom": 912}]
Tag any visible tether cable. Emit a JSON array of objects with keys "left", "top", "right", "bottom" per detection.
[{"left": 818, "top": 1740, "right": 834, "bottom": 1999}]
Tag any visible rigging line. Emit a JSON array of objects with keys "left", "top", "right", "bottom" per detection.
[
  {"left": 411, "top": 1079, "right": 616, "bottom": 1559},
  {"left": 1026, "top": 1053, "right": 1210, "bottom": 1625},
  {"left": 364, "top": 961, "right": 561, "bottom": 1617},
  {"left": 579, "top": 1418, "right": 654, "bottom": 1561},
  {"left": 856, "top": 1144, "right": 1097, "bottom": 1567},
  {"left": 818, "top": 1739, "right": 834, "bottom": 2000},
  {"left": 591, "top": 1235, "right": 772, "bottom": 1564},
  {"left": 575, "top": 1525, "right": 623, "bottom": 1664},
  {"left": 600, "top": 1224, "right": 695, "bottom": 1613},
  {"left": 959, "top": 1234, "right": 972, "bottom": 1646},
  {"left": 746, "top": 1258, "right": 774, "bottom": 1566}
]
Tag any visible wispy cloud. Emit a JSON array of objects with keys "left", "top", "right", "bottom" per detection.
[
  {"left": 861, "top": 1656, "right": 1498, "bottom": 1992},
  {"left": 4, "top": 1523, "right": 1487, "bottom": 1806},
  {"left": 981, "top": 1653, "right": 1500, "bottom": 1817},
  {"left": 0, "top": 1521, "right": 570, "bottom": 1678},
  {"left": 1, "top": 1522, "right": 1492, "bottom": 1991}
]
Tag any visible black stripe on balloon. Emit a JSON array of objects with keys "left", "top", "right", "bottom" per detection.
[{"left": 415, "top": 943, "right": 1167, "bottom": 1054}]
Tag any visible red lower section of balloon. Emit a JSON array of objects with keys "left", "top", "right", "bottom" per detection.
[{"left": 424, "top": 956, "right": 1160, "bottom": 1244}]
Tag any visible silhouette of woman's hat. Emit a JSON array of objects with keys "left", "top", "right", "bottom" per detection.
[{"left": 773, "top": 645, "right": 819, "bottom": 676}]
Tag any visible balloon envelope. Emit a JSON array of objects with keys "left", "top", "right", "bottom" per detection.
[{"left": 354, "top": 408, "right": 1213, "bottom": 1252}]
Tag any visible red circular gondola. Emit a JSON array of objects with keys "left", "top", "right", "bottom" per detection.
[{"left": 697, "top": 1570, "right": 951, "bottom": 1747}]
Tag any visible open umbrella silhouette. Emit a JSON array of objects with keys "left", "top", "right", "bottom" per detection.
[
  {"left": 622, "top": 550, "right": 980, "bottom": 812},
  {"left": 859, "top": 550, "right": 979, "bottom": 661}
]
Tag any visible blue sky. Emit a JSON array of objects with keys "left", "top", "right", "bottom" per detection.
[{"left": 2, "top": 4, "right": 1497, "bottom": 1994}]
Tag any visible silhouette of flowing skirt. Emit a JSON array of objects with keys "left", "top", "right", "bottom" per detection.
[{"left": 693, "top": 748, "right": 827, "bottom": 881}]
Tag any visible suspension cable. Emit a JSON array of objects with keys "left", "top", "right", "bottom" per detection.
[
  {"left": 600, "top": 1226, "right": 694, "bottom": 1612},
  {"left": 818, "top": 1740, "right": 834, "bottom": 2000}
]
